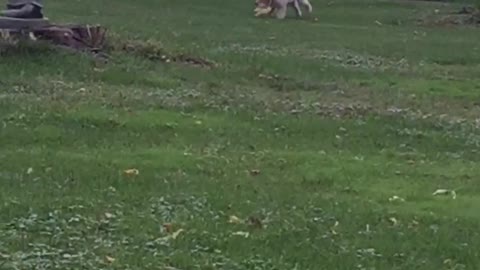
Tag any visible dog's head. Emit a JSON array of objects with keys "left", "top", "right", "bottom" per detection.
[{"left": 255, "top": 0, "right": 271, "bottom": 8}]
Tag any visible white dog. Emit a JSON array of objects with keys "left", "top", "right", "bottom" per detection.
[{"left": 254, "top": 0, "right": 313, "bottom": 19}]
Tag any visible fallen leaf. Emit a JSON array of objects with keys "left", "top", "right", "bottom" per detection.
[
  {"left": 163, "top": 267, "right": 182, "bottom": 270},
  {"left": 389, "top": 217, "right": 398, "bottom": 226},
  {"left": 433, "top": 189, "right": 456, "bottom": 199},
  {"left": 228, "top": 215, "right": 243, "bottom": 224},
  {"left": 124, "top": 169, "right": 139, "bottom": 176},
  {"left": 104, "top": 212, "right": 114, "bottom": 219},
  {"left": 171, "top": 229, "right": 184, "bottom": 239},
  {"left": 105, "top": 256, "right": 115, "bottom": 263},
  {"left": 408, "top": 219, "right": 419, "bottom": 228},
  {"left": 331, "top": 221, "right": 339, "bottom": 235},
  {"left": 249, "top": 169, "right": 261, "bottom": 176},
  {"left": 26, "top": 167, "right": 33, "bottom": 174},
  {"left": 388, "top": 195, "right": 405, "bottom": 202},
  {"left": 232, "top": 231, "right": 250, "bottom": 238},
  {"left": 432, "top": 189, "right": 449, "bottom": 196}
]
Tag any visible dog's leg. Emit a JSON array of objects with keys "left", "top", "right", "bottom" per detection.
[
  {"left": 293, "top": 0, "right": 302, "bottom": 17},
  {"left": 274, "top": 5, "right": 287, "bottom": 19},
  {"left": 268, "top": 7, "right": 276, "bottom": 16},
  {"left": 301, "top": 0, "right": 313, "bottom": 13},
  {"left": 28, "top": 32, "right": 37, "bottom": 41}
]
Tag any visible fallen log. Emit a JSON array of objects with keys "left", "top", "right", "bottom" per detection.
[{"left": 0, "top": 16, "right": 107, "bottom": 54}]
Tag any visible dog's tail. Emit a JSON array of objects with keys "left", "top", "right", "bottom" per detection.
[{"left": 302, "top": 0, "right": 313, "bottom": 13}]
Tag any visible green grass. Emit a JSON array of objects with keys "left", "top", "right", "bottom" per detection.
[{"left": 1, "top": 0, "right": 480, "bottom": 269}]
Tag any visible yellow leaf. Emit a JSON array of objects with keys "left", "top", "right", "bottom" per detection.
[
  {"left": 232, "top": 231, "right": 250, "bottom": 238},
  {"left": 124, "top": 169, "right": 139, "bottom": 176},
  {"left": 228, "top": 215, "right": 243, "bottom": 224},
  {"left": 388, "top": 195, "right": 405, "bottom": 202}
]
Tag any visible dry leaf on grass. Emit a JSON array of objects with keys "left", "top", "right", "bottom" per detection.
[
  {"left": 228, "top": 215, "right": 243, "bottom": 224},
  {"left": 171, "top": 229, "right": 184, "bottom": 240},
  {"left": 232, "top": 231, "right": 250, "bottom": 238},
  {"left": 432, "top": 189, "right": 456, "bottom": 199},
  {"left": 105, "top": 256, "right": 115, "bottom": 263},
  {"left": 388, "top": 195, "right": 405, "bottom": 202},
  {"left": 408, "top": 219, "right": 420, "bottom": 229},
  {"left": 432, "top": 189, "right": 449, "bottom": 195},
  {"left": 157, "top": 228, "right": 185, "bottom": 242},
  {"left": 249, "top": 169, "right": 261, "bottom": 176},
  {"left": 124, "top": 169, "right": 139, "bottom": 176},
  {"left": 389, "top": 217, "right": 398, "bottom": 226},
  {"left": 331, "top": 221, "right": 339, "bottom": 235}
]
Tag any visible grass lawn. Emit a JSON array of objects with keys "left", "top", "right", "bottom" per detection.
[{"left": 1, "top": 0, "right": 480, "bottom": 269}]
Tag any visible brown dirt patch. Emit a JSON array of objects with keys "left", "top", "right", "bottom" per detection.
[
  {"left": 417, "top": 6, "right": 480, "bottom": 27},
  {"left": 108, "top": 38, "right": 216, "bottom": 69}
]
